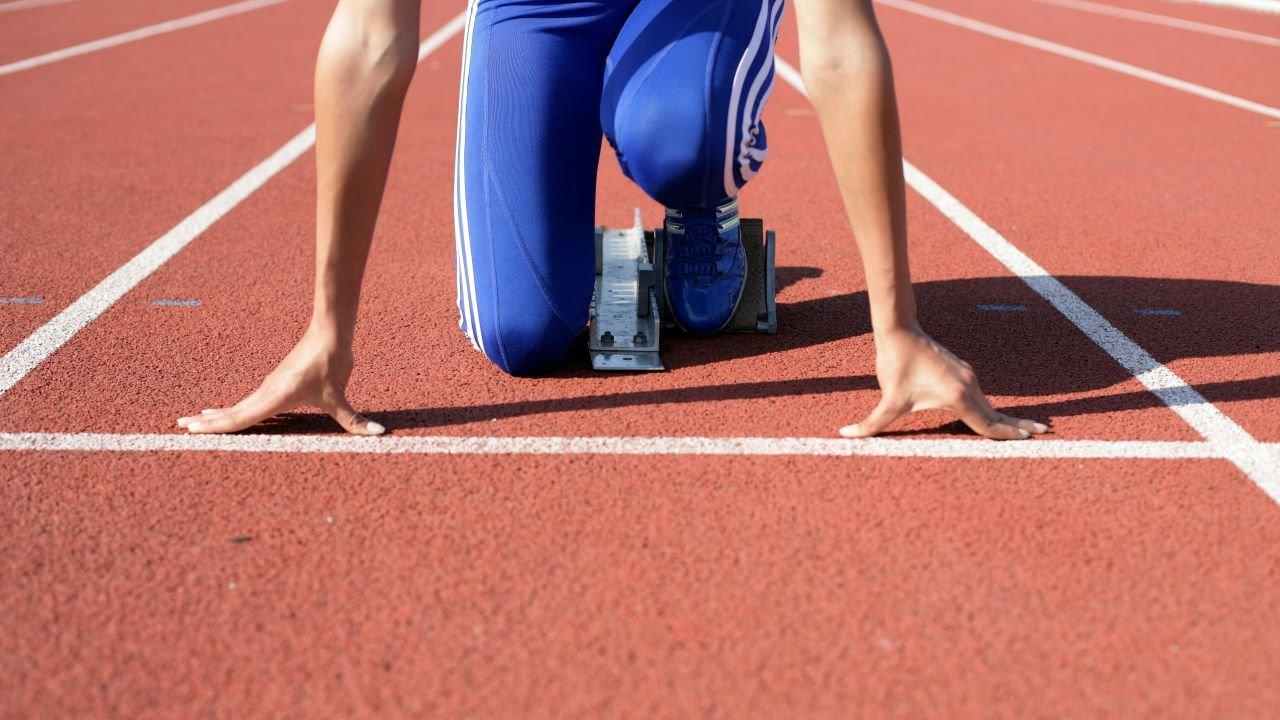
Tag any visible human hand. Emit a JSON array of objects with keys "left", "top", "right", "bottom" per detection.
[
  {"left": 177, "top": 328, "right": 383, "bottom": 435},
  {"left": 841, "top": 326, "right": 1048, "bottom": 440}
]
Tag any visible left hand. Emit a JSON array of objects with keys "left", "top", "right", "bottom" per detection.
[
  {"left": 840, "top": 325, "right": 1049, "bottom": 440},
  {"left": 176, "top": 327, "right": 383, "bottom": 436}
]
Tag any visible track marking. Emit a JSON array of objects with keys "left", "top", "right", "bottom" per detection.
[
  {"left": 1134, "top": 307, "right": 1182, "bottom": 316},
  {"left": 774, "top": 57, "right": 1280, "bottom": 502},
  {"left": 0, "top": 12, "right": 468, "bottom": 398},
  {"left": 0, "top": 431, "right": 1232, "bottom": 460},
  {"left": 153, "top": 299, "right": 202, "bottom": 308},
  {"left": 1173, "top": 0, "right": 1280, "bottom": 13},
  {"left": 0, "top": 296, "right": 44, "bottom": 305},
  {"left": 0, "top": 0, "right": 291, "bottom": 77},
  {"left": 1025, "top": 0, "right": 1280, "bottom": 46},
  {"left": 874, "top": 0, "right": 1280, "bottom": 121},
  {"left": 0, "top": 0, "right": 74, "bottom": 13},
  {"left": 977, "top": 304, "right": 1030, "bottom": 313},
  {"left": 0, "top": 7, "right": 1267, "bottom": 488}
]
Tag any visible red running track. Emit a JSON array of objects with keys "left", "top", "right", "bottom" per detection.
[
  {"left": 906, "top": 0, "right": 1280, "bottom": 106},
  {"left": 0, "top": 0, "right": 328, "bottom": 354},
  {"left": 863, "top": 0, "right": 1280, "bottom": 441},
  {"left": 4, "top": 452, "right": 1279, "bottom": 717},
  {"left": 1, "top": 0, "right": 1278, "bottom": 715},
  {"left": 0, "top": 0, "right": 269, "bottom": 65}
]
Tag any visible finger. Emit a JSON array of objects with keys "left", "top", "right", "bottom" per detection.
[
  {"left": 965, "top": 382, "right": 999, "bottom": 417},
  {"left": 178, "top": 397, "right": 257, "bottom": 427},
  {"left": 225, "top": 387, "right": 274, "bottom": 416},
  {"left": 180, "top": 407, "right": 229, "bottom": 424},
  {"left": 185, "top": 393, "right": 285, "bottom": 434},
  {"left": 996, "top": 412, "right": 1049, "bottom": 435},
  {"left": 957, "top": 381, "right": 1050, "bottom": 436},
  {"left": 322, "top": 395, "right": 385, "bottom": 436},
  {"left": 178, "top": 410, "right": 223, "bottom": 427},
  {"left": 839, "top": 395, "right": 907, "bottom": 438},
  {"left": 954, "top": 395, "right": 1028, "bottom": 440}
]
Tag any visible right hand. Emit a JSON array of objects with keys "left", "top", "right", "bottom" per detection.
[
  {"left": 176, "top": 329, "right": 384, "bottom": 435},
  {"left": 839, "top": 325, "right": 1048, "bottom": 440}
]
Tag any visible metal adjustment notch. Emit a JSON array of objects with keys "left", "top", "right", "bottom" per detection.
[{"left": 588, "top": 209, "right": 663, "bottom": 371}]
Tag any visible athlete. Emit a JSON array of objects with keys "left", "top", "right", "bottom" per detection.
[{"left": 178, "top": 0, "right": 1049, "bottom": 441}]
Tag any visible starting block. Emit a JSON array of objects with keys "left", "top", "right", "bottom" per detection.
[{"left": 588, "top": 209, "right": 777, "bottom": 372}]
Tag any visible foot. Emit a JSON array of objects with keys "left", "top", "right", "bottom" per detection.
[{"left": 663, "top": 199, "right": 747, "bottom": 335}]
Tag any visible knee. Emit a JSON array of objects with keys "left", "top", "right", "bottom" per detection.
[
  {"left": 612, "top": 98, "right": 723, "bottom": 208},
  {"left": 480, "top": 312, "right": 579, "bottom": 377}
]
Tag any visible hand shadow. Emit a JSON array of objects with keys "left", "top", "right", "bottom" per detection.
[{"left": 256, "top": 270, "right": 1280, "bottom": 433}]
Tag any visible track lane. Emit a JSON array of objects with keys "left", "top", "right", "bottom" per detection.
[
  {"left": 3, "top": 452, "right": 1278, "bottom": 716},
  {"left": 0, "top": 34, "right": 1198, "bottom": 441},
  {"left": 1022, "top": 0, "right": 1280, "bottom": 45},
  {"left": 0, "top": 14, "right": 467, "bottom": 399},
  {"left": 0, "top": 0, "right": 286, "bottom": 66},
  {"left": 1168, "top": 0, "right": 1280, "bottom": 18},
  {"left": 0, "top": 0, "right": 75, "bottom": 13},
  {"left": 1042, "top": 0, "right": 1280, "bottom": 31},
  {"left": 903, "top": 0, "right": 1280, "bottom": 106},
  {"left": 3, "top": 2, "right": 1279, "bottom": 716},
  {"left": 0, "top": 0, "right": 323, "bottom": 356},
  {"left": 854, "top": 5, "right": 1280, "bottom": 441}
]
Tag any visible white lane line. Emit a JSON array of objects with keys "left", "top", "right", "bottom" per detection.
[
  {"left": 0, "top": 0, "right": 74, "bottom": 13},
  {"left": 874, "top": 0, "right": 1280, "bottom": 121},
  {"left": 774, "top": 58, "right": 1279, "bottom": 502},
  {"left": 0, "top": 0, "right": 290, "bottom": 77},
  {"left": 1026, "top": 0, "right": 1280, "bottom": 46},
  {"left": 0, "top": 126, "right": 312, "bottom": 395},
  {"left": 1173, "top": 0, "right": 1280, "bottom": 14},
  {"left": 0, "top": 432, "right": 1230, "bottom": 460},
  {"left": 0, "top": 12, "right": 468, "bottom": 397}
]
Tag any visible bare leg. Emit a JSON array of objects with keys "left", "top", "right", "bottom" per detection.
[{"left": 178, "top": 0, "right": 420, "bottom": 435}]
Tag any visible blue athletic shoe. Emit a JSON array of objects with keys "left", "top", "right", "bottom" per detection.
[{"left": 662, "top": 199, "right": 747, "bottom": 335}]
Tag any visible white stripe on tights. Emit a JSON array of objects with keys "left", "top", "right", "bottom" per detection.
[
  {"left": 722, "top": 0, "right": 771, "bottom": 198},
  {"left": 454, "top": 0, "right": 485, "bottom": 352},
  {"left": 736, "top": 0, "right": 786, "bottom": 188},
  {"left": 452, "top": 1, "right": 474, "bottom": 346}
]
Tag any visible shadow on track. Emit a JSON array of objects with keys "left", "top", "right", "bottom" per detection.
[
  {"left": 251, "top": 270, "right": 1280, "bottom": 433},
  {"left": 618, "top": 269, "right": 1280, "bottom": 393}
]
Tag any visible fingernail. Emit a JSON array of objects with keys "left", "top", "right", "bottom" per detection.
[
  {"left": 188, "top": 422, "right": 204, "bottom": 432},
  {"left": 1033, "top": 422, "right": 1048, "bottom": 433},
  {"left": 366, "top": 421, "right": 385, "bottom": 435},
  {"left": 1019, "top": 429, "right": 1030, "bottom": 439},
  {"left": 839, "top": 425, "right": 860, "bottom": 438}
]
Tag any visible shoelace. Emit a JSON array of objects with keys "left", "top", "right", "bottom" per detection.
[{"left": 675, "top": 212, "right": 725, "bottom": 280}]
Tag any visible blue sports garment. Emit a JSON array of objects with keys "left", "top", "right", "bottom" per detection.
[{"left": 453, "top": 0, "right": 785, "bottom": 375}]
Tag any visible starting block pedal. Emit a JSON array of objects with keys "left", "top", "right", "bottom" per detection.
[{"left": 588, "top": 208, "right": 778, "bottom": 372}]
